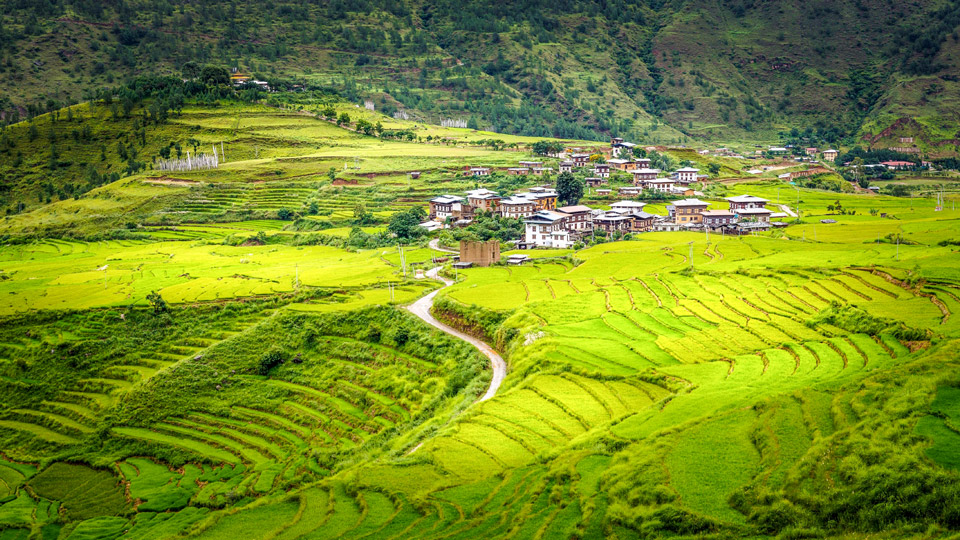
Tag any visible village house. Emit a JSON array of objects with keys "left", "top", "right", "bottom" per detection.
[
  {"left": 611, "top": 137, "right": 637, "bottom": 158},
  {"left": 654, "top": 220, "right": 682, "bottom": 232},
  {"left": 523, "top": 211, "right": 573, "bottom": 248},
  {"left": 644, "top": 178, "right": 677, "bottom": 193},
  {"left": 531, "top": 167, "right": 554, "bottom": 176},
  {"left": 624, "top": 211, "right": 656, "bottom": 232},
  {"left": 527, "top": 187, "right": 558, "bottom": 208},
  {"left": 593, "top": 213, "right": 632, "bottom": 235},
  {"left": 500, "top": 196, "right": 540, "bottom": 219},
  {"left": 675, "top": 167, "right": 700, "bottom": 183},
  {"left": 805, "top": 147, "right": 818, "bottom": 156},
  {"left": 701, "top": 209, "right": 737, "bottom": 229},
  {"left": 585, "top": 177, "right": 606, "bottom": 187},
  {"left": 668, "top": 198, "right": 710, "bottom": 224},
  {"left": 734, "top": 207, "right": 773, "bottom": 223},
  {"left": 632, "top": 168, "right": 660, "bottom": 184},
  {"left": 596, "top": 188, "right": 612, "bottom": 197},
  {"left": 507, "top": 167, "right": 530, "bottom": 175},
  {"left": 635, "top": 158, "right": 651, "bottom": 168},
  {"left": 618, "top": 186, "right": 645, "bottom": 197},
  {"left": 594, "top": 164, "right": 610, "bottom": 178},
  {"left": 823, "top": 149, "right": 838, "bottom": 162},
  {"left": 466, "top": 188, "right": 501, "bottom": 213},
  {"left": 559, "top": 161, "right": 574, "bottom": 173},
  {"left": 556, "top": 205, "right": 593, "bottom": 232},
  {"left": 571, "top": 153, "right": 591, "bottom": 167},
  {"left": 428, "top": 195, "right": 464, "bottom": 220},
  {"left": 610, "top": 201, "right": 648, "bottom": 213},
  {"left": 881, "top": 160, "right": 914, "bottom": 170},
  {"left": 607, "top": 158, "right": 633, "bottom": 171},
  {"left": 467, "top": 167, "right": 490, "bottom": 177},
  {"left": 725, "top": 194, "right": 769, "bottom": 211},
  {"left": 519, "top": 161, "right": 543, "bottom": 168}
]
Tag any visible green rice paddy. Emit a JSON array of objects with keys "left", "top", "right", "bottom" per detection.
[{"left": 1, "top": 99, "right": 959, "bottom": 539}]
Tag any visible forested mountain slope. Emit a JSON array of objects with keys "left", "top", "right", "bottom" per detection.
[{"left": 1, "top": 0, "right": 959, "bottom": 149}]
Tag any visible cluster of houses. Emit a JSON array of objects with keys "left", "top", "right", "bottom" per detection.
[{"left": 428, "top": 188, "right": 783, "bottom": 248}]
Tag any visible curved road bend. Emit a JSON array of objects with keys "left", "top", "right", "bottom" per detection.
[{"left": 406, "top": 266, "right": 506, "bottom": 402}]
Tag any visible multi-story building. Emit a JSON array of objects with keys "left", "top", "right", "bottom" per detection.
[
  {"left": 632, "top": 168, "right": 660, "bottom": 184},
  {"left": 701, "top": 210, "right": 737, "bottom": 228},
  {"left": 556, "top": 205, "right": 593, "bottom": 232},
  {"left": 668, "top": 198, "right": 710, "bottom": 224},
  {"left": 500, "top": 196, "right": 540, "bottom": 219},
  {"left": 725, "top": 195, "right": 769, "bottom": 211},
  {"left": 428, "top": 195, "right": 464, "bottom": 220},
  {"left": 524, "top": 211, "right": 573, "bottom": 248},
  {"left": 675, "top": 167, "right": 700, "bottom": 183},
  {"left": 466, "top": 188, "right": 501, "bottom": 213}
]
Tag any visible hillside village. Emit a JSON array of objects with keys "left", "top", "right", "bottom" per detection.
[{"left": 426, "top": 138, "right": 790, "bottom": 249}]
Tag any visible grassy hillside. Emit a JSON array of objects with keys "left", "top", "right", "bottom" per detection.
[
  {"left": 2, "top": 0, "right": 960, "bottom": 149},
  {"left": 1, "top": 95, "right": 960, "bottom": 539}
]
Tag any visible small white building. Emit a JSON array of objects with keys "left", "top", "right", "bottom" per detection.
[
  {"left": 675, "top": 167, "right": 700, "bottom": 183},
  {"left": 644, "top": 178, "right": 677, "bottom": 193},
  {"left": 428, "top": 195, "right": 464, "bottom": 220},
  {"left": 468, "top": 167, "right": 490, "bottom": 177},
  {"left": 559, "top": 161, "right": 574, "bottom": 173}
]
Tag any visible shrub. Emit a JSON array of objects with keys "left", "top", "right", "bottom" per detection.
[{"left": 257, "top": 348, "right": 286, "bottom": 375}]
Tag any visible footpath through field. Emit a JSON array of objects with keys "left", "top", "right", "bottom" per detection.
[
  {"left": 406, "top": 266, "right": 506, "bottom": 402},
  {"left": 777, "top": 204, "right": 798, "bottom": 217},
  {"left": 428, "top": 238, "right": 459, "bottom": 254}
]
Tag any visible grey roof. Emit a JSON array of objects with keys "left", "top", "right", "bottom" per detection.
[
  {"left": 726, "top": 194, "right": 769, "bottom": 203},
  {"left": 430, "top": 195, "right": 464, "bottom": 204},
  {"left": 672, "top": 198, "right": 710, "bottom": 207}
]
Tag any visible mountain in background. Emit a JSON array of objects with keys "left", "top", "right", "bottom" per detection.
[{"left": 1, "top": 0, "right": 959, "bottom": 153}]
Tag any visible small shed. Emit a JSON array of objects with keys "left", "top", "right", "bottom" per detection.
[
  {"left": 507, "top": 254, "right": 530, "bottom": 265},
  {"left": 410, "top": 171, "right": 421, "bottom": 179}
]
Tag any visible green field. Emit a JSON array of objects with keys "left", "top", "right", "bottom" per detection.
[{"left": 0, "top": 95, "right": 959, "bottom": 540}]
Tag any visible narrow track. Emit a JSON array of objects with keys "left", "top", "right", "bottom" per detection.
[{"left": 406, "top": 267, "right": 506, "bottom": 402}]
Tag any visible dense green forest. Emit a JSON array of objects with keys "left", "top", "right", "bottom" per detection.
[{"left": 1, "top": 0, "right": 960, "bottom": 148}]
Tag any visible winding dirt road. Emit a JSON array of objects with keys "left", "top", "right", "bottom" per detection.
[{"left": 406, "top": 267, "right": 506, "bottom": 402}]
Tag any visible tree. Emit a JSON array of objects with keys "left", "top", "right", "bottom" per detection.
[
  {"left": 556, "top": 172, "right": 584, "bottom": 205},
  {"left": 337, "top": 112, "right": 351, "bottom": 126},
  {"left": 257, "top": 348, "right": 286, "bottom": 375},
  {"left": 200, "top": 65, "right": 230, "bottom": 86},
  {"left": 388, "top": 209, "right": 425, "bottom": 240},
  {"left": 146, "top": 291, "right": 168, "bottom": 314},
  {"left": 182, "top": 61, "right": 201, "bottom": 80},
  {"left": 277, "top": 208, "right": 293, "bottom": 220},
  {"left": 708, "top": 163, "right": 722, "bottom": 176},
  {"left": 356, "top": 118, "right": 373, "bottom": 135},
  {"left": 532, "top": 140, "right": 563, "bottom": 156}
]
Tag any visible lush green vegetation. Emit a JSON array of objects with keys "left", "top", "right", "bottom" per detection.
[
  {"left": 1, "top": 91, "right": 960, "bottom": 540},
  {"left": 3, "top": 0, "right": 960, "bottom": 150}
]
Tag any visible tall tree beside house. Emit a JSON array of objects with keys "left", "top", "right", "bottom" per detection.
[
  {"left": 388, "top": 208, "right": 425, "bottom": 240},
  {"left": 556, "top": 172, "right": 584, "bottom": 205}
]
